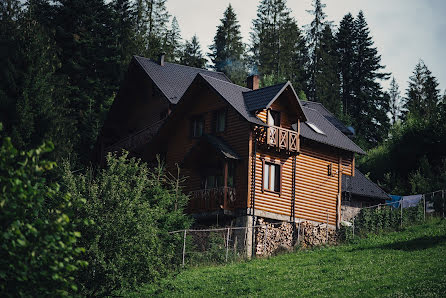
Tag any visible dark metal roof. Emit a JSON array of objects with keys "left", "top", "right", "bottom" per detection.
[
  {"left": 342, "top": 169, "right": 390, "bottom": 200},
  {"left": 299, "top": 107, "right": 366, "bottom": 154},
  {"left": 301, "top": 101, "right": 353, "bottom": 136},
  {"left": 243, "top": 82, "right": 288, "bottom": 112},
  {"left": 198, "top": 74, "right": 266, "bottom": 126},
  {"left": 134, "top": 55, "right": 231, "bottom": 104}
]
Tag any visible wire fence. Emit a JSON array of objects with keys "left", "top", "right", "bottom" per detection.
[{"left": 168, "top": 190, "right": 446, "bottom": 267}]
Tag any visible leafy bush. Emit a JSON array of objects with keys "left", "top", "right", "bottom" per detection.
[
  {"left": 61, "top": 152, "right": 191, "bottom": 295},
  {"left": 0, "top": 130, "right": 85, "bottom": 296}
]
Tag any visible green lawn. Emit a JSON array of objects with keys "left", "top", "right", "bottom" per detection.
[{"left": 127, "top": 219, "right": 446, "bottom": 297}]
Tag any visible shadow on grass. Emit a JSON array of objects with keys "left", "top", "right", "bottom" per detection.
[{"left": 350, "top": 235, "right": 446, "bottom": 252}]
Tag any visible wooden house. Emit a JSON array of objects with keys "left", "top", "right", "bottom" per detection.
[{"left": 95, "top": 55, "right": 366, "bottom": 245}]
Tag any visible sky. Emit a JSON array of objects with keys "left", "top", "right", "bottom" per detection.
[{"left": 166, "top": 0, "right": 446, "bottom": 94}]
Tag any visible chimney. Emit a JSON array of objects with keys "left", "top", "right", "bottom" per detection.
[
  {"left": 158, "top": 53, "right": 165, "bottom": 66},
  {"left": 247, "top": 75, "right": 259, "bottom": 90}
]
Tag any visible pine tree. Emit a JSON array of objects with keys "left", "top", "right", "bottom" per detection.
[
  {"left": 180, "top": 35, "right": 206, "bottom": 68},
  {"left": 251, "top": 0, "right": 308, "bottom": 91},
  {"left": 209, "top": 4, "right": 245, "bottom": 72},
  {"left": 336, "top": 13, "right": 355, "bottom": 116},
  {"left": 314, "top": 25, "right": 341, "bottom": 115},
  {"left": 388, "top": 77, "right": 402, "bottom": 124},
  {"left": 306, "top": 0, "right": 330, "bottom": 101},
  {"left": 162, "top": 16, "right": 182, "bottom": 62},
  {"left": 403, "top": 60, "right": 441, "bottom": 121},
  {"left": 351, "top": 11, "right": 390, "bottom": 147}
]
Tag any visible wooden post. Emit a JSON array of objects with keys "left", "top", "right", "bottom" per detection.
[
  {"left": 326, "top": 210, "right": 329, "bottom": 243},
  {"left": 297, "top": 221, "right": 301, "bottom": 244},
  {"left": 352, "top": 217, "right": 355, "bottom": 237},
  {"left": 225, "top": 227, "right": 230, "bottom": 262},
  {"left": 182, "top": 229, "right": 187, "bottom": 267},
  {"left": 223, "top": 160, "right": 228, "bottom": 210},
  {"left": 423, "top": 195, "right": 426, "bottom": 221}
]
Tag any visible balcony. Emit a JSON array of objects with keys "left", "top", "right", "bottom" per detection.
[
  {"left": 259, "top": 126, "right": 299, "bottom": 153},
  {"left": 189, "top": 187, "right": 236, "bottom": 212}
]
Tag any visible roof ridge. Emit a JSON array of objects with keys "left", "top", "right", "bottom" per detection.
[
  {"left": 242, "top": 81, "right": 288, "bottom": 94},
  {"left": 199, "top": 73, "right": 251, "bottom": 91}
]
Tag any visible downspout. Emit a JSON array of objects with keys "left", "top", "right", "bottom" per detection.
[{"left": 251, "top": 131, "right": 257, "bottom": 257}]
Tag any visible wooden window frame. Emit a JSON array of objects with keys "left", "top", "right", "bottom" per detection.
[
  {"left": 214, "top": 108, "right": 227, "bottom": 134},
  {"left": 261, "top": 158, "right": 282, "bottom": 195},
  {"left": 190, "top": 115, "right": 205, "bottom": 138}
]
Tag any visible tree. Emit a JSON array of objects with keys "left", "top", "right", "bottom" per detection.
[
  {"left": 351, "top": 11, "right": 390, "bottom": 147},
  {"left": 388, "top": 77, "right": 402, "bottom": 124},
  {"left": 61, "top": 152, "right": 192, "bottom": 295},
  {"left": 336, "top": 13, "right": 355, "bottom": 117},
  {"left": 403, "top": 60, "right": 441, "bottom": 121},
  {"left": 180, "top": 35, "right": 207, "bottom": 68},
  {"left": 306, "top": 0, "right": 330, "bottom": 101},
  {"left": 251, "top": 0, "right": 308, "bottom": 92},
  {"left": 162, "top": 16, "right": 182, "bottom": 62},
  {"left": 0, "top": 128, "right": 86, "bottom": 296},
  {"left": 314, "top": 25, "right": 341, "bottom": 115},
  {"left": 209, "top": 4, "right": 245, "bottom": 76}
]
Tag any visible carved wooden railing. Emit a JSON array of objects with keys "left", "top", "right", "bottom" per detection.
[
  {"left": 105, "top": 119, "right": 165, "bottom": 153},
  {"left": 263, "top": 126, "right": 299, "bottom": 153},
  {"left": 189, "top": 187, "right": 236, "bottom": 211}
]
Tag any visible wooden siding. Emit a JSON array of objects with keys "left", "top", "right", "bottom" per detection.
[{"left": 164, "top": 84, "right": 251, "bottom": 213}]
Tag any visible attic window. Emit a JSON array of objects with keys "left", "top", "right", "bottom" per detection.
[{"left": 307, "top": 122, "right": 325, "bottom": 135}]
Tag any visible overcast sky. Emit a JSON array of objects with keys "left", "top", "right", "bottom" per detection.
[{"left": 166, "top": 0, "right": 446, "bottom": 94}]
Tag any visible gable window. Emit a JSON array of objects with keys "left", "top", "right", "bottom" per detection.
[
  {"left": 215, "top": 109, "right": 226, "bottom": 133},
  {"left": 191, "top": 116, "right": 204, "bottom": 137},
  {"left": 263, "top": 161, "right": 281, "bottom": 193},
  {"left": 268, "top": 110, "right": 281, "bottom": 127}
]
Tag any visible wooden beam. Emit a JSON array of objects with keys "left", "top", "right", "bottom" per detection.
[{"left": 223, "top": 160, "right": 228, "bottom": 210}]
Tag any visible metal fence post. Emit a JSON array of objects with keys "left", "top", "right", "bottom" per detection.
[
  {"left": 182, "top": 229, "right": 187, "bottom": 267},
  {"left": 400, "top": 199, "right": 403, "bottom": 228},
  {"left": 326, "top": 210, "right": 329, "bottom": 243},
  {"left": 353, "top": 217, "right": 355, "bottom": 237},
  {"left": 225, "top": 227, "right": 230, "bottom": 262},
  {"left": 423, "top": 195, "right": 426, "bottom": 221}
]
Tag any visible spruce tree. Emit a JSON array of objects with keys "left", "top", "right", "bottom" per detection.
[
  {"left": 404, "top": 60, "right": 441, "bottom": 121},
  {"left": 180, "top": 35, "right": 207, "bottom": 68},
  {"left": 336, "top": 13, "right": 355, "bottom": 116},
  {"left": 209, "top": 4, "right": 245, "bottom": 72},
  {"left": 388, "top": 77, "right": 402, "bottom": 124},
  {"left": 351, "top": 11, "right": 390, "bottom": 147},
  {"left": 162, "top": 16, "right": 182, "bottom": 62},
  {"left": 306, "top": 0, "right": 330, "bottom": 101},
  {"left": 314, "top": 25, "right": 341, "bottom": 115},
  {"left": 251, "top": 0, "right": 307, "bottom": 91}
]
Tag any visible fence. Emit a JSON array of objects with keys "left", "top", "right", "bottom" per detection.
[
  {"left": 168, "top": 190, "right": 446, "bottom": 267},
  {"left": 343, "top": 189, "right": 445, "bottom": 240}
]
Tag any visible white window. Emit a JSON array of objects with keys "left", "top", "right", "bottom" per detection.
[
  {"left": 307, "top": 122, "right": 325, "bottom": 135},
  {"left": 263, "top": 162, "right": 280, "bottom": 192}
]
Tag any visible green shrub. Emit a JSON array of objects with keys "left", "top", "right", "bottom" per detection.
[
  {"left": 0, "top": 131, "right": 85, "bottom": 296},
  {"left": 61, "top": 152, "right": 191, "bottom": 296}
]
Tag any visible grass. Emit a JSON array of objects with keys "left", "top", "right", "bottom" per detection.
[{"left": 127, "top": 219, "right": 446, "bottom": 297}]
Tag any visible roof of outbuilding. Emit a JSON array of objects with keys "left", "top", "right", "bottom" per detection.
[
  {"left": 342, "top": 169, "right": 390, "bottom": 200},
  {"left": 134, "top": 55, "right": 231, "bottom": 104},
  {"left": 298, "top": 107, "right": 366, "bottom": 154},
  {"left": 301, "top": 101, "right": 353, "bottom": 136}
]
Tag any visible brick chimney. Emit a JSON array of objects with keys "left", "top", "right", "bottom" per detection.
[
  {"left": 158, "top": 53, "right": 165, "bottom": 66},
  {"left": 247, "top": 75, "right": 259, "bottom": 90}
]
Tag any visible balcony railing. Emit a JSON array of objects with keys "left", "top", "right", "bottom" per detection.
[
  {"left": 189, "top": 187, "right": 236, "bottom": 211},
  {"left": 262, "top": 126, "right": 299, "bottom": 152}
]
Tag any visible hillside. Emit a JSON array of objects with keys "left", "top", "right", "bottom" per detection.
[{"left": 128, "top": 219, "right": 446, "bottom": 297}]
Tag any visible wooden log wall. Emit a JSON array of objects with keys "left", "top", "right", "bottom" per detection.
[{"left": 165, "top": 85, "right": 251, "bottom": 213}]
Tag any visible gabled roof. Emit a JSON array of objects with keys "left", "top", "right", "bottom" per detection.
[
  {"left": 342, "top": 169, "right": 390, "bottom": 200},
  {"left": 243, "top": 82, "right": 307, "bottom": 122},
  {"left": 301, "top": 101, "right": 353, "bottom": 136},
  {"left": 134, "top": 55, "right": 231, "bottom": 104},
  {"left": 299, "top": 107, "right": 365, "bottom": 154},
  {"left": 198, "top": 74, "right": 266, "bottom": 126}
]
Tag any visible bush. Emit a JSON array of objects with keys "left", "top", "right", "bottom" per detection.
[
  {"left": 0, "top": 131, "right": 85, "bottom": 296},
  {"left": 61, "top": 152, "right": 191, "bottom": 295}
]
